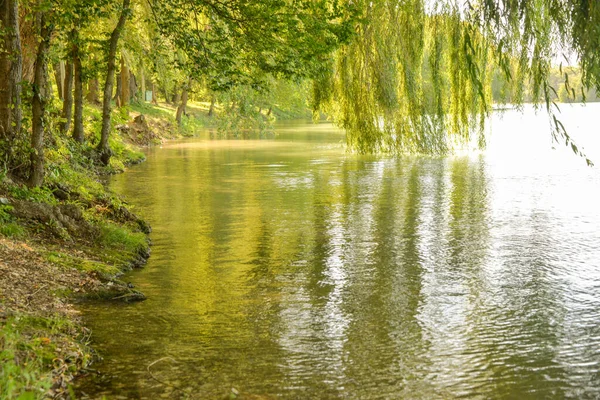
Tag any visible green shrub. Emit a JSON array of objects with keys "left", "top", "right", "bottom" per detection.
[
  {"left": 98, "top": 222, "right": 147, "bottom": 256},
  {"left": 0, "top": 314, "right": 86, "bottom": 400},
  {"left": 0, "top": 223, "right": 25, "bottom": 239}
]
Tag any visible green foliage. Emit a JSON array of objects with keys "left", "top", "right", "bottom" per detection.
[
  {"left": 0, "top": 205, "right": 14, "bottom": 223},
  {"left": 98, "top": 222, "right": 147, "bottom": 257},
  {"left": 0, "top": 321, "right": 52, "bottom": 400},
  {"left": 150, "top": 0, "right": 356, "bottom": 89},
  {"left": 317, "top": 2, "right": 492, "bottom": 155},
  {"left": 0, "top": 223, "right": 26, "bottom": 239},
  {"left": 8, "top": 186, "right": 57, "bottom": 205},
  {"left": 0, "top": 314, "right": 88, "bottom": 400},
  {"left": 45, "top": 251, "right": 120, "bottom": 277},
  {"left": 0, "top": 205, "right": 25, "bottom": 238},
  {"left": 308, "top": 0, "right": 597, "bottom": 164}
]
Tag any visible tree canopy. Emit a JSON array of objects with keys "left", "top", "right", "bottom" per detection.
[
  {"left": 313, "top": 0, "right": 598, "bottom": 165},
  {"left": 1, "top": 0, "right": 598, "bottom": 188}
]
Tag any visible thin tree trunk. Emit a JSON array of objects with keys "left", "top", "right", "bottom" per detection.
[
  {"left": 72, "top": 43, "right": 84, "bottom": 143},
  {"left": 176, "top": 82, "right": 189, "bottom": 126},
  {"left": 0, "top": 0, "right": 22, "bottom": 167},
  {"left": 163, "top": 86, "right": 170, "bottom": 104},
  {"left": 53, "top": 61, "right": 64, "bottom": 100},
  {"left": 86, "top": 78, "right": 99, "bottom": 103},
  {"left": 98, "top": 0, "right": 130, "bottom": 165},
  {"left": 151, "top": 81, "right": 158, "bottom": 104},
  {"left": 208, "top": 95, "right": 215, "bottom": 117},
  {"left": 129, "top": 71, "right": 137, "bottom": 102},
  {"left": 60, "top": 44, "right": 74, "bottom": 134},
  {"left": 30, "top": 12, "right": 53, "bottom": 187},
  {"left": 140, "top": 61, "right": 145, "bottom": 102},
  {"left": 119, "top": 57, "right": 129, "bottom": 106},
  {"left": 113, "top": 60, "right": 121, "bottom": 102}
]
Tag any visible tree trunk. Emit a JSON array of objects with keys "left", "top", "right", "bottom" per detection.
[
  {"left": 86, "top": 78, "right": 99, "bottom": 103},
  {"left": 208, "top": 95, "right": 215, "bottom": 117},
  {"left": 0, "top": 0, "right": 22, "bottom": 167},
  {"left": 60, "top": 30, "right": 77, "bottom": 134},
  {"left": 53, "top": 61, "right": 64, "bottom": 100},
  {"left": 129, "top": 71, "right": 137, "bottom": 102},
  {"left": 176, "top": 82, "right": 189, "bottom": 126},
  {"left": 140, "top": 62, "right": 145, "bottom": 102},
  {"left": 119, "top": 57, "right": 129, "bottom": 106},
  {"left": 72, "top": 43, "right": 84, "bottom": 143},
  {"left": 113, "top": 61, "right": 121, "bottom": 102},
  {"left": 163, "top": 86, "right": 170, "bottom": 104},
  {"left": 98, "top": 0, "right": 131, "bottom": 165},
  {"left": 30, "top": 12, "right": 53, "bottom": 187},
  {"left": 151, "top": 81, "right": 158, "bottom": 104},
  {"left": 60, "top": 40, "right": 74, "bottom": 134},
  {"left": 19, "top": 10, "right": 35, "bottom": 83}
]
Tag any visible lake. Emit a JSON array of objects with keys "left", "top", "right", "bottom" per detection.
[{"left": 76, "top": 105, "right": 600, "bottom": 399}]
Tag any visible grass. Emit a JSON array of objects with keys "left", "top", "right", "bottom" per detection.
[
  {"left": 0, "top": 314, "right": 90, "bottom": 400},
  {"left": 0, "top": 222, "right": 25, "bottom": 238},
  {"left": 0, "top": 205, "right": 25, "bottom": 239},
  {"left": 98, "top": 222, "right": 148, "bottom": 256},
  {"left": 131, "top": 100, "right": 216, "bottom": 137},
  {"left": 0, "top": 98, "right": 170, "bottom": 400},
  {"left": 45, "top": 251, "right": 120, "bottom": 277}
]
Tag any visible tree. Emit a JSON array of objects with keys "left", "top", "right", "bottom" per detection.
[
  {"left": 29, "top": 7, "right": 54, "bottom": 187},
  {"left": 314, "top": 0, "right": 597, "bottom": 165},
  {"left": 148, "top": 0, "right": 355, "bottom": 89},
  {"left": 98, "top": 0, "right": 130, "bottom": 165},
  {"left": 60, "top": 31, "right": 75, "bottom": 134},
  {"left": 0, "top": 0, "right": 22, "bottom": 168}
]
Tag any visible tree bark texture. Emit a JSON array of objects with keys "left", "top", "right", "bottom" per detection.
[
  {"left": 72, "top": 44, "right": 84, "bottom": 143},
  {"left": 29, "top": 12, "right": 53, "bottom": 187},
  {"left": 151, "top": 81, "right": 157, "bottom": 104},
  {"left": 0, "top": 0, "right": 22, "bottom": 167},
  {"left": 98, "top": 0, "right": 130, "bottom": 165},
  {"left": 140, "top": 62, "right": 145, "bottom": 102},
  {"left": 86, "top": 78, "right": 99, "bottom": 103},
  {"left": 53, "top": 61, "right": 64, "bottom": 100},
  {"left": 60, "top": 56, "right": 73, "bottom": 133},
  {"left": 119, "top": 57, "right": 129, "bottom": 106},
  {"left": 18, "top": 10, "right": 35, "bottom": 83},
  {"left": 208, "top": 96, "right": 215, "bottom": 117},
  {"left": 113, "top": 62, "right": 121, "bottom": 103},
  {"left": 176, "top": 83, "right": 189, "bottom": 126},
  {"left": 163, "top": 86, "right": 170, "bottom": 104},
  {"left": 129, "top": 71, "right": 137, "bottom": 102}
]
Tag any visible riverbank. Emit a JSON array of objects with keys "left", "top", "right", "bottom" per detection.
[{"left": 0, "top": 101, "right": 211, "bottom": 399}]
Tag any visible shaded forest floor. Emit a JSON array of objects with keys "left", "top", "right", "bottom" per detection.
[{"left": 0, "top": 101, "right": 212, "bottom": 399}]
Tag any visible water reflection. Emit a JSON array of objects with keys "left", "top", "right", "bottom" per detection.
[{"left": 77, "top": 116, "right": 600, "bottom": 399}]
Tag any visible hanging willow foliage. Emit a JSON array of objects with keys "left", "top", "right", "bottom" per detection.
[{"left": 316, "top": 0, "right": 597, "bottom": 164}]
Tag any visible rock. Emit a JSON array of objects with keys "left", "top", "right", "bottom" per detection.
[
  {"left": 52, "top": 188, "right": 70, "bottom": 201},
  {"left": 112, "top": 291, "right": 146, "bottom": 303},
  {"left": 80, "top": 281, "right": 147, "bottom": 303},
  {"left": 115, "top": 124, "right": 130, "bottom": 133},
  {"left": 137, "top": 218, "right": 152, "bottom": 234},
  {"left": 0, "top": 197, "right": 10, "bottom": 205},
  {"left": 59, "top": 204, "right": 83, "bottom": 220},
  {"left": 11, "top": 199, "right": 96, "bottom": 239}
]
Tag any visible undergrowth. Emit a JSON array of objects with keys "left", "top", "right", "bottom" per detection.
[{"left": 0, "top": 314, "right": 90, "bottom": 400}]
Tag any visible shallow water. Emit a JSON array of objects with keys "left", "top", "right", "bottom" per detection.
[{"left": 76, "top": 106, "right": 600, "bottom": 399}]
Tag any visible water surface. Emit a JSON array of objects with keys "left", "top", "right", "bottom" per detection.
[{"left": 77, "top": 106, "right": 600, "bottom": 399}]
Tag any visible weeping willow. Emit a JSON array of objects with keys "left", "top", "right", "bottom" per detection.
[{"left": 316, "top": 0, "right": 599, "bottom": 164}]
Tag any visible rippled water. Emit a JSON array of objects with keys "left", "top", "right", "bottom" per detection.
[{"left": 76, "top": 105, "right": 600, "bottom": 399}]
